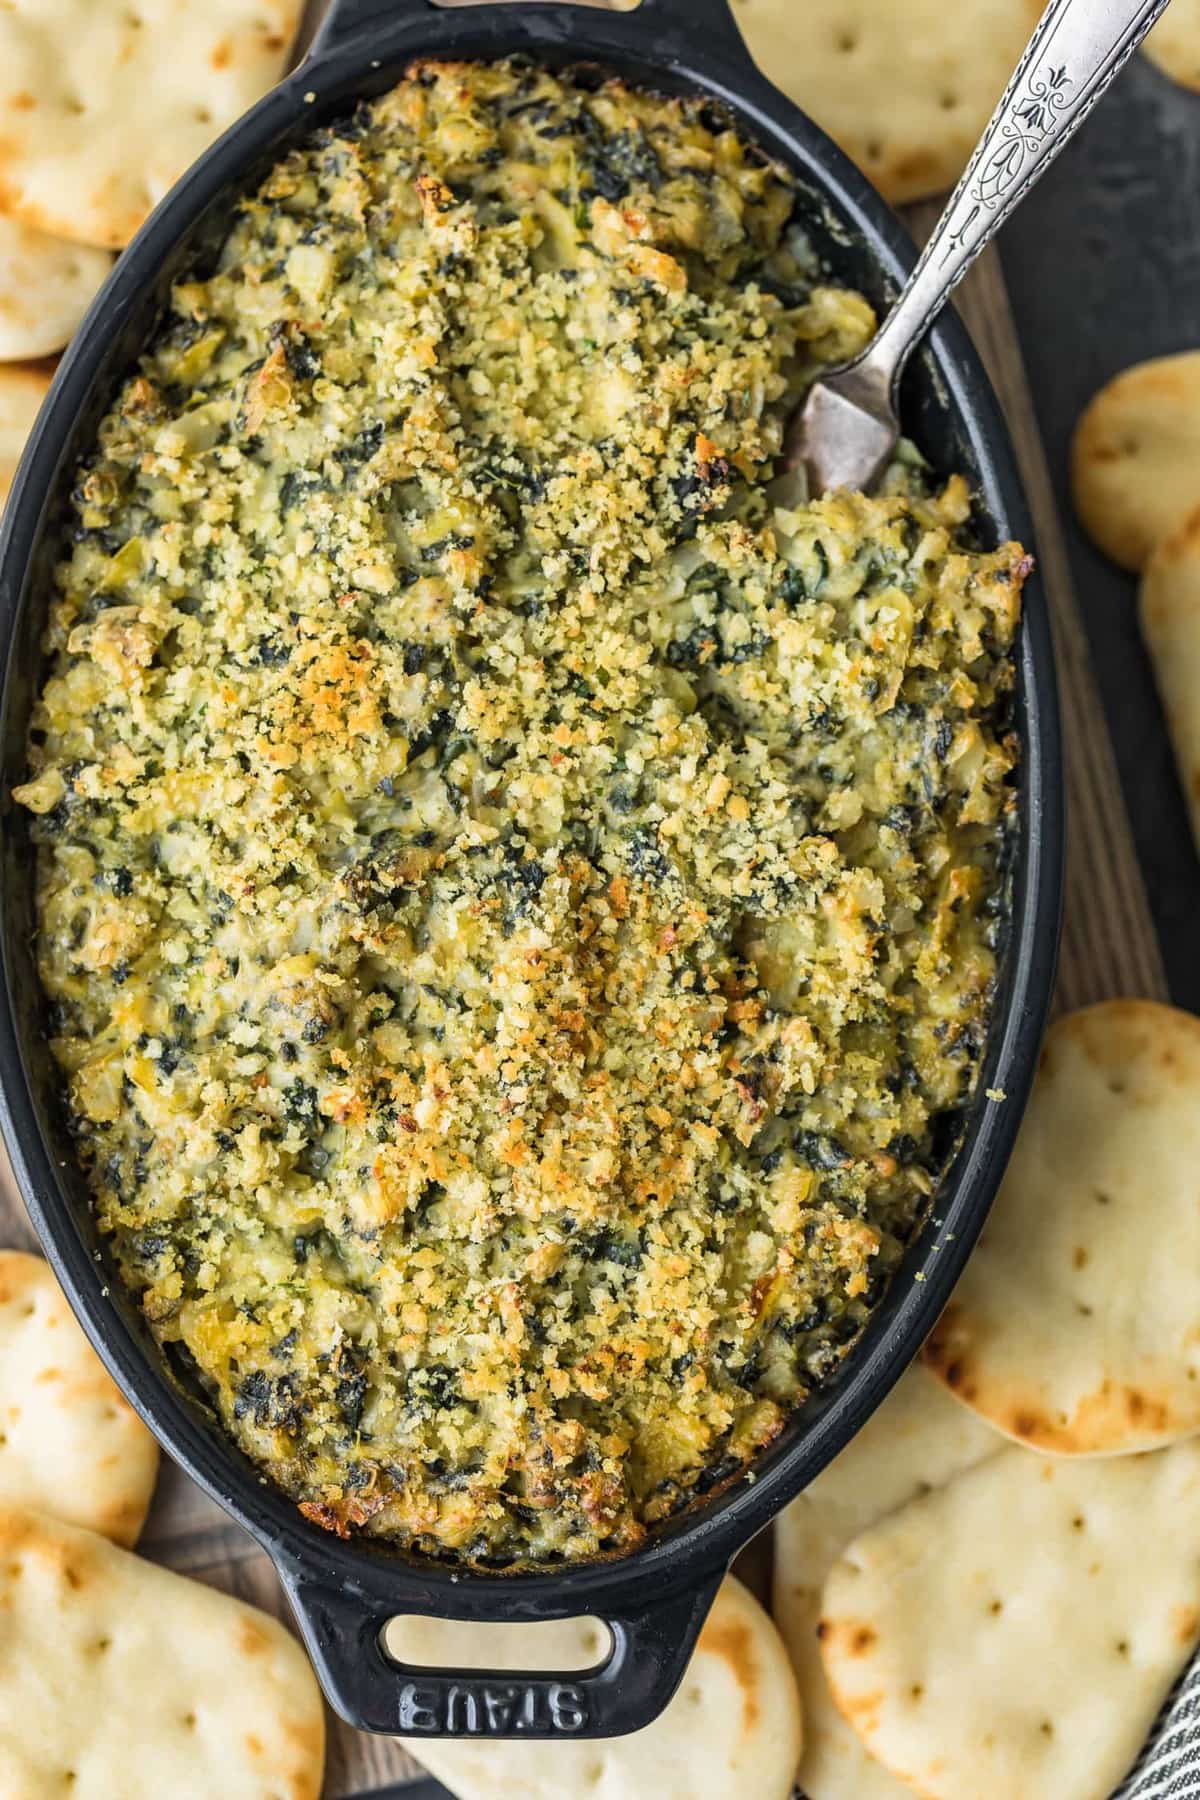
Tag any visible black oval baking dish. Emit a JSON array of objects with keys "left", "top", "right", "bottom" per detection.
[{"left": 0, "top": 0, "right": 1063, "bottom": 1743}]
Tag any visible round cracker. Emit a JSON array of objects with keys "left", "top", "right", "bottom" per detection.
[
  {"left": 395, "top": 1575, "right": 802, "bottom": 1799},
  {"left": 0, "top": 359, "right": 53, "bottom": 509},
  {"left": 0, "top": 216, "right": 112, "bottom": 361},
  {"left": 1143, "top": 0, "right": 1200, "bottom": 90},
  {"left": 1140, "top": 505, "right": 1200, "bottom": 855},
  {"left": 1071, "top": 351, "right": 1200, "bottom": 571},
  {"left": 774, "top": 1363, "right": 1001, "bottom": 1799},
  {"left": 730, "top": 0, "right": 1042, "bottom": 205},
  {"left": 0, "top": 1504, "right": 325, "bottom": 1798},
  {"left": 924, "top": 1000, "right": 1200, "bottom": 1455},
  {"left": 820, "top": 1441, "right": 1200, "bottom": 1800},
  {"left": 0, "top": 1, "right": 301, "bottom": 251},
  {"left": 0, "top": 1250, "right": 158, "bottom": 1546}
]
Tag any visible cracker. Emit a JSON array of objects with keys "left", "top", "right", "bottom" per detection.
[
  {"left": 925, "top": 1000, "right": 1200, "bottom": 1454},
  {"left": 0, "top": 360, "right": 52, "bottom": 509},
  {"left": 1071, "top": 351, "right": 1200, "bottom": 571},
  {"left": 773, "top": 1363, "right": 1001, "bottom": 1799},
  {"left": 396, "top": 1575, "right": 802, "bottom": 1799},
  {"left": 1141, "top": 506, "right": 1200, "bottom": 853},
  {"left": 0, "top": 1505, "right": 324, "bottom": 1798},
  {"left": 820, "top": 1441, "right": 1200, "bottom": 1800},
  {"left": 0, "top": 1252, "right": 157, "bottom": 1547},
  {"left": 0, "top": 217, "right": 111, "bottom": 361},
  {"left": 729, "top": 0, "right": 1041, "bottom": 204},
  {"left": 1144, "top": 0, "right": 1200, "bottom": 90},
  {"left": 0, "top": 1, "right": 302, "bottom": 250}
]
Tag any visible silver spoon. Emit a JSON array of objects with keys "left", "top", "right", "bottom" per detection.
[{"left": 788, "top": 0, "right": 1175, "bottom": 495}]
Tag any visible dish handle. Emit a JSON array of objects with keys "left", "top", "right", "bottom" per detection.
[
  {"left": 277, "top": 1560, "right": 724, "bottom": 1738},
  {"left": 313, "top": 0, "right": 749, "bottom": 60}
]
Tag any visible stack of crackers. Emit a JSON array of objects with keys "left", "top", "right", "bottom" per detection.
[
  {"left": 773, "top": 999, "right": 1200, "bottom": 1799},
  {"left": 0, "top": 1249, "right": 325, "bottom": 1795},
  {"left": 1073, "top": 351, "right": 1200, "bottom": 857},
  {"left": 0, "top": 0, "right": 304, "bottom": 507}
]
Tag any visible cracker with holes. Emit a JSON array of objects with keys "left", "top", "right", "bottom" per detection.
[
  {"left": 1141, "top": 506, "right": 1200, "bottom": 854},
  {"left": 1144, "top": 0, "right": 1200, "bottom": 90},
  {"left": 0, "top": 360, "right": 52, "bottom": 509},
  {"left": 819, "top": 1441, "right": 1200, "bottom": 1800},
  {"left": 0, "top": 1, "right": 301, "bottom": 250},
  {"left": 0, "top": 217, "right": 111, "bottom": 361},
  {"left": 925, "top": 1001, "right": 1200, "bottom": 1455},
  {"left": 1071, "top": 350, "right": 1200, "bottom": 571},
  {"left": 398, "top": 1576, "right": 802, "bottom": 1800},
  {"left": 0, "top": 1505, "right": 325, "bottom": 1798},
  {"left": 773, "top": 1363, "right": 1001, "bottom": 1799},
  {"left": 729, "top": 0, "right": 1041, "bottom": 204},
  {"left": 0, "top": 1252, "right": 158, "bottom": 1546}
]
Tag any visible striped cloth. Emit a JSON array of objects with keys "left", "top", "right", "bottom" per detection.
[{"left": 1116, "top": 1664, "right": 1200, "bottom": 1799}]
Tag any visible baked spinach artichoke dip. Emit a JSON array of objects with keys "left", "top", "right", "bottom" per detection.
[{"left": 16, "top": 62, "right": 1025, "bottom": 1564}]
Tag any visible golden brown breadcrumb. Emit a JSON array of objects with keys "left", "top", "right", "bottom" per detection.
[{"left": 17, "top": 60, "right": 1023, "bottom": 1564}]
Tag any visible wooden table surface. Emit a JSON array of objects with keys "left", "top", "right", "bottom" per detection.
[{"left": 0, "top": 17, "right": 1195, "bottom": 1800}]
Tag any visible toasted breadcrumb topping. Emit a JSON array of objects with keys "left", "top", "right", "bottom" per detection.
[{"left": 18, "top": 61, "right": 1022, "bottom": 1564}]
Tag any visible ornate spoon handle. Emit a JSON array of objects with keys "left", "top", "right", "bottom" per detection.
[{"left": 852, "top": 0, "right": 1173, "bottom": 402}]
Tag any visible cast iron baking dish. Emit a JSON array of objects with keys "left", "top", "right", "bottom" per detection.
[{"left": 0, "top": 0, "right": 1063, "bottom": 1742}]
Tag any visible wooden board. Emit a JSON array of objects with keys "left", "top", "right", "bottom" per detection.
[{"left": 0, "top": 27, "right": 1173, "bottom": 1800}]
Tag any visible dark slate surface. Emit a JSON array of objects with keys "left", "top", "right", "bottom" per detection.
[{"left": 999, "top": 54, "right": 1200, "bottom": 1011}]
